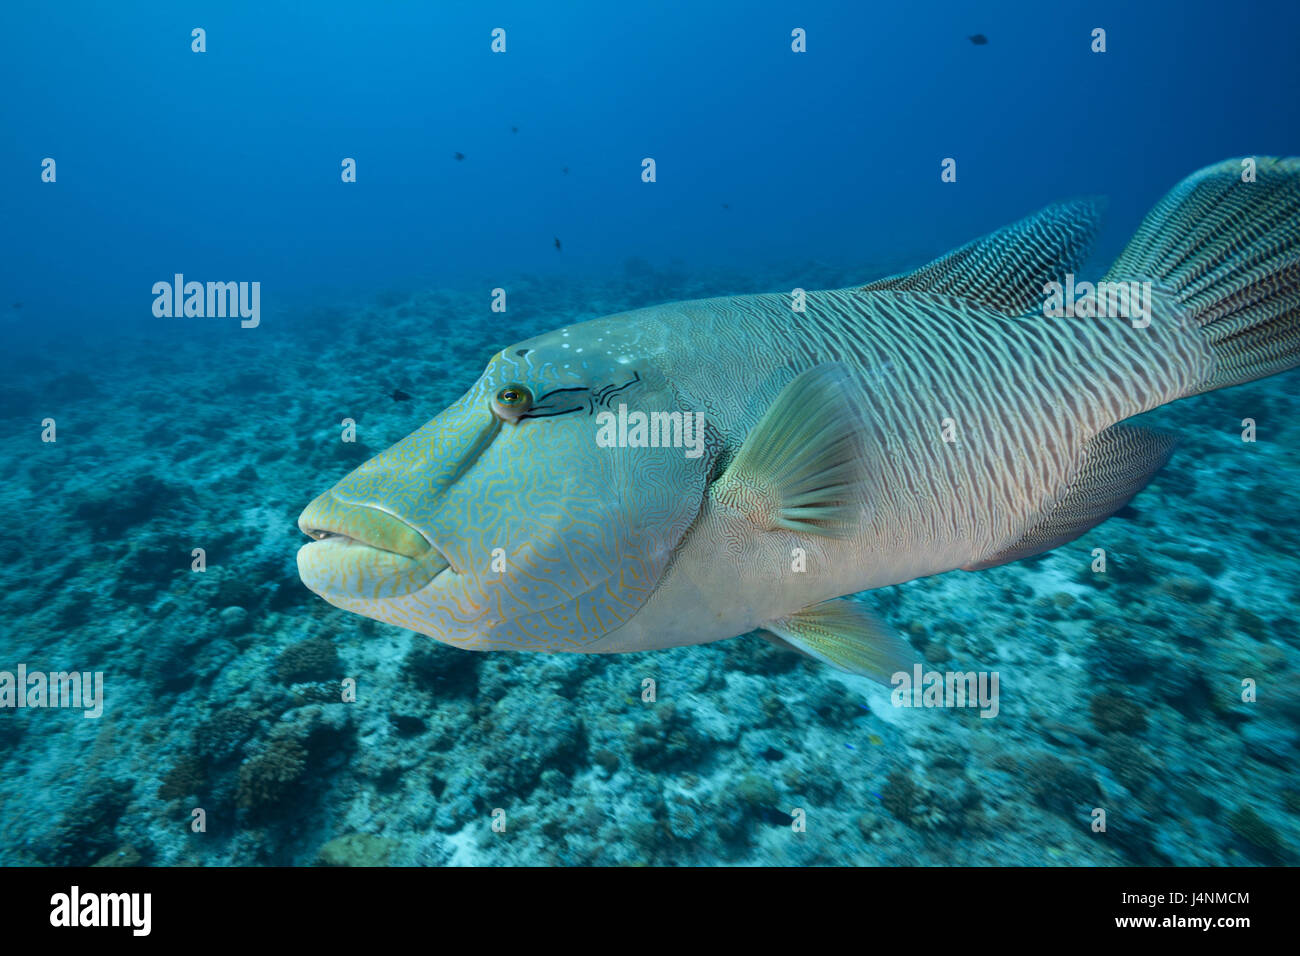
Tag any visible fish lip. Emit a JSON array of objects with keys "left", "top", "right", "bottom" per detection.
[
  {"left": 298, "top": 507, "right": 456, "bottom": 573},
  {"left": 295, "top": 535, "right": 455, "bottom": 601},
  {"left": 299, "top": 530, "right": 457, "bottom": 579}
]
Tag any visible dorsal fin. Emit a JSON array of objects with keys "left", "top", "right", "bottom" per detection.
[
  {"left": 861, "top": 198, "right": 1105, "bottom": 314},
  {"left": 965, "top": 424, "right": 1176, "bottom": 571}
]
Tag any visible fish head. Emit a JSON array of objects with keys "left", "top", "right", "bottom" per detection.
[{"left": 296, "top": 318, "right": 713, "bottom": 650}]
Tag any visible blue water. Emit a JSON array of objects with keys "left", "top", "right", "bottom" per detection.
[{"left": 1, "top": 0, "right": 1297, "bottom": 866}]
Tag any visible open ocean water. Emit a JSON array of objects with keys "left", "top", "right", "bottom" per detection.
[{"left": 1, "top": 0, "right": 1298, "bottom": 873}]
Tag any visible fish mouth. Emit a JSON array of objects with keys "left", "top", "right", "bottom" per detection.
[
  {"left": 296, "top": 496, "right": 452, "bottom": 598},
  {"left": 303, "top": 527, "right": 452, "bottom": 567}
]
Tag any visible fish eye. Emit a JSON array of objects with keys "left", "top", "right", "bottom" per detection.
[{"left": 492, "top": 384, "right": 533, "bottom": 420}]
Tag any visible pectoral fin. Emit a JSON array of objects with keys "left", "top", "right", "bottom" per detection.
[
  {"left": 710, "top": 363, "right": 875, "bottom": 537},
  {"left": 760, "top": 598, "right": 914, "bottom": 684}
]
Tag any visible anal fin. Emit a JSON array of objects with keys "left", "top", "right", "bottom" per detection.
[
  {"left": 965, "top": 423, "right": 1177, "bottom": 571},
  {"left": 760, "top": 598, "right": 914, "bottom": 685}
]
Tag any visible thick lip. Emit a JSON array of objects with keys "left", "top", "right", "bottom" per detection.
[
  {"left": 295, "top": 536, "right": 454, "bottom": 602},
  {"left": 302, "top": 532, "right": 455, "bottom": 578},
  {"left": 297, "top": 500, "right": 455, "bottom": 573}
]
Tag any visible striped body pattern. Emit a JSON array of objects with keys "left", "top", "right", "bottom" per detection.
[
  {"left": 642, "top": 286, "right": 1210, "bottom": 585},
  {"left": 298, "top": 158, "right": 1300, "bottom": 669}
]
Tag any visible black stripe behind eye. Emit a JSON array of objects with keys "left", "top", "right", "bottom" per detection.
[
  {"left": 522, "top": 372, "right": 640, "bottom": 420},
  {"left": 523, "top": 385, "right": 591, "bottom": 420},
  {"left": 520, "top": 405, "right": 585, "bottom": 420},
  {"left": 537, "top": 386, "right": 590, "bottom": 401},
  {"left": 595, "top": 372, "right": 641, "bottom": 405}
]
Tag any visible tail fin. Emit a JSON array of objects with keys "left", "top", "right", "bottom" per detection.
[{"left": 1105, "top": 157, "right": 1300, "bottom": 394}]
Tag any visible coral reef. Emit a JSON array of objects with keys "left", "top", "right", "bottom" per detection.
[{"left": 0, "top": 265, "right": 1297, "bottom": 866}]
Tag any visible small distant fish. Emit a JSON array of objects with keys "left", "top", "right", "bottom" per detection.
[
  {"left": 969, "top": 33, "right": 988, "bottom": 45},
  {"left": 511, "top": 126, "right": 518, "bottom": 134},
  {"left": 561, "top": 166, "right": 569, "bottom": 175},
  {"left": 721, "top": 203, "right": 730, "bottom": 210},
  {"left": 554, "top": 237, "right": 562, "bottom": 252},
  {"left": 10, "top": 302, "right": 20, "bottom": 310},
  {"left": 391, "top": 389, "right": 411, "bottom": 402},
  {"left": 453, "top": 152, "right": 465, "bottom": 161}
]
